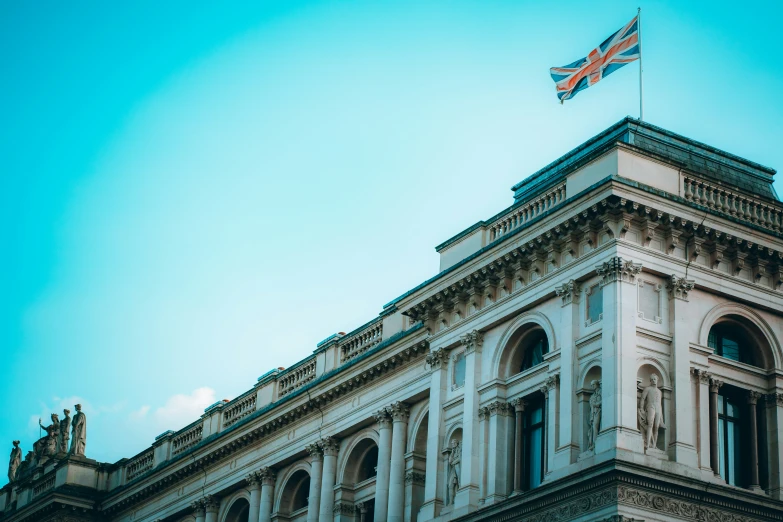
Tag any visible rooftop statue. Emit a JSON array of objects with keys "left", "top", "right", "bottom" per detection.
[
  {"left": 7, "top": 441, "right": 21, "bottom": 483},
  {"left": 70, "top": 404, "right": 87, "bottom": 456},
  {"left": 60, "top": 409, "right": 71, "bottom": 455}
]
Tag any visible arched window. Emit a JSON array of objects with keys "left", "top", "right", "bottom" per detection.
[
  {"left": 520, "top": 330, "right": 548, "bottom": 372},
  {"left": 356, "top": 445, "right": 379, "bottom": 483},
  {"left": 708, "top": 323, "right": 752, "bottom": 365}
]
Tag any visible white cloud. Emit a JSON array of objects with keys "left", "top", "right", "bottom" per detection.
[
  {"left": 129, "top": 405, "right": 150, "bottom": 420},
  {"left": 152, "top": 387, "right": 216, "bottom": 431}
]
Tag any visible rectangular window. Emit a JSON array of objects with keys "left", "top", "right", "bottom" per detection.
[
  {"left": 718, "top": 394, "right": 742, "bottom": 486},
  {"left": 524, "top": 397, "right": 546, "bottom": 489},
  {"left": 452, "top": 352, "right": 466, "bottom": 389},
  {"left": 586, "top": 284, "right": 603, "bottom": 325}
]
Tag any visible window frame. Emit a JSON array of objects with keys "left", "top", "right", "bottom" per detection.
[
  {"left": 523, "top": 395, "right": 546, "bottom": 490},
  {"left": 585, "top": 283, "right": 603, "bottom": 326}
]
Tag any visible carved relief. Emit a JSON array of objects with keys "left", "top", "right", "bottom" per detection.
[
  {"left": 596, "top": 257, "right": 643, "bottom": 286},
  {"left": 637, "top": 375, "right": 665, "bottom": 452},
  {"left": 667, "top": 274, "right": 696, "bottom": 301},
  {"left": 425, "top": 348, "right": 447, "bottom": 371},
  {"left": 459, "top": 330, "right": 484, "bottom": 354}
]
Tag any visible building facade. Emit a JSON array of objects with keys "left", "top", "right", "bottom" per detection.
[{"left": 3, "top": 118, "right": 783, "bottom": 522}]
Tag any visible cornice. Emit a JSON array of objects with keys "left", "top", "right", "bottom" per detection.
[{"left": 100, "top": 332, "right": 429, "bottom": 516}]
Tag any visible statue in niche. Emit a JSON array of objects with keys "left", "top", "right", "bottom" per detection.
[
  {"left": 637, "top": 374, "right": 665, "bottom": 452},
  {"left": 60, "top": 409, "right": 71, "bottom": 455},
  {"left": 38, "top": 413, "right": 60, "bottom": 457},
  {"left": 446, "top": 439, "right": 461, "bottom": 505},
  {"left": 587, "top": 380, "right": 602, "bottom": 451},
  {"left": 70, "top": 404, "right": 87, "bottom": 456},
  {"left": 8, "top": 441, "right": 21, "bottom": 483}
]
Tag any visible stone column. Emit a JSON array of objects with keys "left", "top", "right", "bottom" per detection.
[
  {"left": 455, "top": 330, "right": 483, "bottom": 509},
  {"left": 511, "top": 398, "right": 525, "bottom": 493},
  {"left": 748, "top": 391, "right": 763, "bottom": 492},
  {"left": 596, "top": 257, "right": 643, "bottom": 453},
  {"left": 246, "top": 472, "right": 263, "bottom": 522},
  {"left": 204, "top": 496, "right": 220, "bottom": 522},
  {"left": 387, "top": 402, "right": 410, "bottom": 522},
  {"left": 485, "top": 401, "right": 513, "bottom": 502},
  {"left": 259, "top": 467, "right": 276, "bottom": 522},
  {"left": 554, "top": 280, "right": 580, "bottom": 469},
  {"left": 191, "top": 500, "right": 206, "bottom": 522},
  {"left": 708, "top": 378, "right": 723, "bottom": 477},
  {"left": 541, "top": 375, "right": 558, "bottom": 475},
  {"left": 319, "top": 437, "right": 340, "bottom": 522},
  {"left": 766, "top": 393, "right": 783, "bottom": 500},
  {"left": 420, "top": 348, "right": 448, "bottom": 519},
  {"left": 667, "top": 276, "right": 698, "bottom": 466},
  {"left": 478, "top": 407, "right": 489, "bottom": 501},
  {"left": 306, "top": 443, "right": 324, "bottom": 522},
  {"left": 694, "top": 369, "right": 712, "bottom": 472},
  {"left": 373, "top": 409, "right": 393, "bottom": 522}
]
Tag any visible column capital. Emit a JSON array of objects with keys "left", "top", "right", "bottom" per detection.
[
  {"left": 306, "top": 442, "right": 323, "bottom": 461},
  {"left": 747, "top": 390, "right": 763, "bottom": 405},
  {"left": 765, "top": 392, "right": 783, "bottom": 407},
  {"left": 709, "top": 378, "right": 723, "bottom": 392},
  {"left": 478, "top": 406, "right": 490, "bottom": 421},
  {"left": 405, "top": 470, "right": 426, "bottom": 485},
  {"left": 319, "top": 436, "right": 340, "bottom": 457},
  {"left": 388, "top": 401, "right": 410, "bottom": 422},
  {"left": 540, "top": 374, "right": 559, "bottom": 398},
  {"left": 333, "top": 501, "right": 355, "bottom": 516},
  {"left": 191, "top": 499, "right": 206, "bottom": 515},
  {"left": 259, "top": 466, "right": 276, "bottom": 486},
  {"left": 246, "top": 471, "right": 263, "bottom": 488},
  {"left": 487, "top": 400, "right": 513, "bottom": 417},
  {"left": 204, "top": 495, "right": 220, "bottom": 513},
  {"left": 425, "top": 348, "right": 448, "bottom": 371},
  {"left": 555, "top": 279, "right": 580, "bottom": 306},
  {"left": 459, "top": 330, "right": 484, "bottom": 354},
  {"left": 596, "top": 256, "right": 642, "bottom": 286},
  {"left": 667, "top": 274, "right": 696, "bottom": 301},
  {"left": 509, "top": 397, "right": 526, "bottom": 412},
  {"left": 692, "top": 368, "right": 711, "bottom": 385},
  {"left": 374, "top": 408, "right": 393, "bottom": 428}
]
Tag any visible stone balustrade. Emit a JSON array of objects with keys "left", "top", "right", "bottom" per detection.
[
  {"left": 222, "top": 393, "right": 257, "bottom": 429},
  {"left": 683, "top": 176, "right": 783, "bottom": 232},
  {"left": 278, "top": 357, "right": 316, "bottom": 397},
  {"left": 126, "top": 449, "right": 154, "bottom": 482},
  {"left": 488, "top": 183, "right": 566, "bottom": 241},
  {"left": 33, "top": 473, "right": 55, "bottom": 497},
  {"left": 340, "top": 320, "right": 383, "bottom": 363},
  {"left": 171, "top": 422, "right": 203, "bottom": 456}
]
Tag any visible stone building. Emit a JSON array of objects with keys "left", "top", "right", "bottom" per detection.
[{"left": 3, "top": 118, "right": 783, "bottom": 522}]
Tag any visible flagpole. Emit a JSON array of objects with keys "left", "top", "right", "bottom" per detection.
[{"left": 638, "top": 7, "right": 644, "bottom": 121}]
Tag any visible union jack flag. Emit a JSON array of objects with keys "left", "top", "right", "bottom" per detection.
[{"left": 550, "top": 16, "right": 640, "bottom": 102}]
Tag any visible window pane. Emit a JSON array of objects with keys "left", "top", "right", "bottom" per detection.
[
  {"left": 453, "top": 354, "right": 466, "bottom": 388},
  {"left": 587, "top": 285, "right": 603, "bottom": 323},
  {"left": 527, "top": 426, "right": 543, "bottom": 488},
  {"left": 721, "top": 337, "right": 740, "bottom": 361},
  {"left": 727, "top": 419, "right": 738, "bottom": 486},
  {"left": 529, "top": 404, "right": 543, "bottom": 425},
  {"left": 530, "top": 341, "right": 543, "bottom": 367},
  {"left": 718, "top": 395, "right": 724, "bottom": 415},
  {"left": 708, "top": 330, "right": 717, "bottom": 349},
  {"left": 718, "top": 418, "right": 726, "bottom": 481}
]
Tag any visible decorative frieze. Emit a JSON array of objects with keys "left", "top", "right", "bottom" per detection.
[
  {"left": 667, "top": 274, "right": 696, "bottom": 301},
  {"left": 459, "top": 330, "right": 484, "bottom": 354},
  {"left": 555, "top": 279, "right": 580, "bottom": 306},
  {"left": 597, "top": 257, "right": 642, "bottom": 286}
]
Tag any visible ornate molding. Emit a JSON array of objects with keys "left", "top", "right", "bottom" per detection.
[
  {"left": 540, "top": 375, "right": 559, "bottom": 398},
  {"left": 425, "top": 348, "right": 447, "bottom": 371},
  {"left": 245, "top": 471, "right": 262, "bottom": 488},
  {"left": 405, "top": 470, "right": 426, "bottom": 486},
  {"left": 203, "top": 495, "right": 219, "bottom": 513},
  {"left": 259, "top": 466, "right": 275, "bottom": 486},
  {"left": 709, "top": 378, "right": 723, "bottom": 393},
  {"left": 509, "top": 397, "right": 526, "bottom": 412},
  {"left": 691, "top": 368, "right": 711, "bottom": 385},
  {"left": 333, "top": 501, "right": 355, "bottom": 515},
  {"left": 597, "top": 257, "right": 642, "bottom": 286},
  {"left": 667, "top": 274, "right": 696, "bottom": 301},
  {"left": 478, "top": 406, "right": 490, "bottom": 421},
  {"left": 765, "top": 392, "right": 783, "bottom": 407},
  {"left": 190, "top": 499, "right": 206, "bottom": 515},
  {"left": 487, "top": 400, "right": 513, "bottom": 417},
  {"left": 306, "top": 442, "right": 323, "bottom": 461},
  {"left": 460, "top": 330, "right": 484, "bottom": 354},
  {"left": 747, "top": 390, "right": 763, "bottom": 405},
  {"left": 554, "top": 279, "right": 580, "bottom": 306}
]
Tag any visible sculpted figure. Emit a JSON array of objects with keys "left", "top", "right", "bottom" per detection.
[
  {"left": 637, "top": 375, "right": 665, "bottom": 451},
  {"left": 70, "top": 404, "right": 87, "bottom": 456},
  {"left": 38, "top": 414, "right": 59, "bottom": 457},
  {"left": 60, "top": 409, "right": 71, "bottom": 455},
  {"left": 8, "top": 441, "right": 21, "bottom": 483},
  {"left": 446, "top": 439, "right": 461, "bottom": 505},
  {"left": 587, "top": 380, "right": 602, "bottom": 451}
]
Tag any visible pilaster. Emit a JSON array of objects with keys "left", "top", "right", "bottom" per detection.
[
  {"left": 306, "top": 443, "right": 323, "bottom": 522},
  {"left": 667, "top": 275, "right": 698, "bottom": 467},
  {"left": 541, "top": 375, "right": 559, "bottom": 475},
  {"left": 455, "top": 330, "right": 483, "bottom": 511},
  {"left": 484, "top": 401, "right": 513, "bottom": 503},
  {"left": 765, "top": 393, "right": 783, "bottom": 499},
  {"left": 554, "top": 279, "right": 580, "bottom": 469},
  {"left": 420, "top": 348, "right": 448, "bottom": 519}
]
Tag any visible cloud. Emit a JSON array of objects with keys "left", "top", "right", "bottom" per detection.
[
  {"left": 129, "top": 405, "right": 150, "bottom": 420},
  {"left": 152, "top": 387, "right": 216, "bottom": 431}
]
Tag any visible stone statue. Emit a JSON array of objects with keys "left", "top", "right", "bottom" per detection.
[
  {"left": 60, "top": 409, "right": 71, "bottom": 455},
  {"left": 638, "top": 375, "right": 665, "bottom": 452},
  {"left": 8, "top": 441, "right": 21, "bottom": 483},
  {"left": 446, "top": 439, "right": 461, "bottom": 505},
  {"left": 587, "top": 380, "right": 602, "bottom": 451},
  {"left": 38, "top": 414, "right": 60, "bottom": 457},
  {"left": 70, "top": 404, "right": 87, "bottom": 456}
]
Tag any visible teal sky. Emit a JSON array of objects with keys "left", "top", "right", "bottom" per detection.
[{"left": 2, "top": 0, "right": 782, "bottom": 472}]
